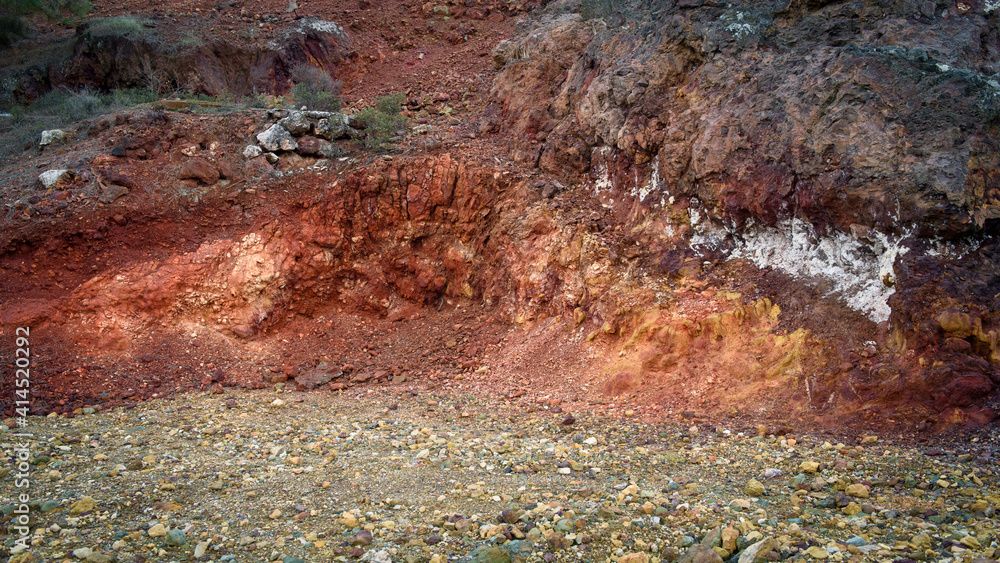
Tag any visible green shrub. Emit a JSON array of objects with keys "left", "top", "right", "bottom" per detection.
[
  {"left": 0, "top": 15, "right": 30, "bottom": 48},
  {"left": 248, "top": 91, "right": 270, "bottom": 109},
  {"left": 355, "top": 93, "right": 407, "bottom": 151},
  {"left": 0, "top": 86, "right": 157, "bottom": 161},
  {"left": 1, "top": 0, "right": 91, "bottom": 47},
  {"left": 289, "top": 65, "right": 342, "bottom": 111},
  {"left": 85, "top": 16, "right": 151, "bottom": 40},
  {"left": 374, "top": 92, "right": 404, "bottom": 115},
  {"left": 291, "top": 83, "right": 342, "bottom": 112},
  {"left": 26, "top": 89, "right": 99, "bottom": 122}
]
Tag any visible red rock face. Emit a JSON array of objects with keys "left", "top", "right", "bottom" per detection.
[
  {"left": 934, "top": 374, "right": 995, "bottom": 411},
  {"left": 488, "top": 5, "right": 1000, "bottom": 236},
  {"left": 1, "top": 1, "right": 997, "bottom": 430},
  {"left": 480, "top": 0, "right": 1000, "bottom": 424},
  {"left": 47, "top": 154, "right": 511, "bottom": 344}
]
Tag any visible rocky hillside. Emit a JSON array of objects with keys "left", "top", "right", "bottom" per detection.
[
  {"left": 2, "top": 0, "right": 1000, "bottom": 562},
  {"left": 483, "top": 0, "right": 1000, "bottom": 423},
  {"left": 0, "top": 0, "right": 998, "bottom": 438}
]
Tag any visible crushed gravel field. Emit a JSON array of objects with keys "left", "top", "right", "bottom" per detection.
[{"left": 2, "top": 387, "right": 998, "bottom": 563}]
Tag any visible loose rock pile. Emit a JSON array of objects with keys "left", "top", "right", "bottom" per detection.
[{"left": 246, "top": 109, "right": 355, "bottom": 165}]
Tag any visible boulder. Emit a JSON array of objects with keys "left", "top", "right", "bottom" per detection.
[
  {"left": 38, "top": 169, "right": 69, "bottom": 189},
  {"left": 279, "top": 111, "right": 312, "bottom": 135},
  {"left": 359, "top": 550, "right": 392, "bottom": 563},
  {"left": 216, "top": 159, "right": 234, "bottom": 179},
  {"left": 468, "top": 546, "right": 511, "bottom": 563},
  {"left": 296, "top": 136, "right": 324, "bottom": 156},
  {"left": 257, "top": 124, "right": 298, "bottom": 152},
  {"left": 744, "top": 479, "right": 765, "bottom": 497},
  {"left": 678, "top": 544, "right": 722, "bottom": 563},
  {"left": 178, "top": 158, "right": 220, "bottom": 185},
  {"left": 40, "top": 129, "right": 67, "bottom": 146},
  {"left": 738, "top": 538, "right": 778, "bottom": 563},
  {"left": 243, "top": 145, "right": 263, "bottom": 159},
  {"left": 845, "top": 484, "right": 870, "bottom": 499},
  {"left": 315, "top": 113, "right": 349, "bottom": 139},
  {"left": 99, "top": 184, "right": 129, "bottom": 204},
  {"left": 296, "top": 365, "right": 339, "bottom": 390},
  {"left": 99, "top": 171, "right": 136, "bottom": 188}
]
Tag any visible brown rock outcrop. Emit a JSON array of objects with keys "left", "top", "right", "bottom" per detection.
[
  {"left": 483, "top": 0, "right": 1000, "bottom": 420},
  {"left": 177, "top": 158, "right": 220, "bottom": 184}
]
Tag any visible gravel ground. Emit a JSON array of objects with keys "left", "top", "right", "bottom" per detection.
[{"left": 1, "top": 388, "right": 998, "bottom": 563}]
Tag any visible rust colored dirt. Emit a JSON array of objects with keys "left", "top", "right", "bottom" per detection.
[{"left": 1, "top": 0, "right": 997, "bottom": 438}]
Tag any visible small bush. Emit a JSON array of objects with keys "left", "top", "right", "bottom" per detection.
[
  {"left": 355, "top": 93, "right": 407, "bottom": 151},
  {"left": 86, "top": 16, "right": 151, "bottom": 40},
  {"left": 1, "top": 0, "right": 91, "bottom": 48},
  {"left": 374, "top": 92, "right": 405, "bottom": 115},
  {"left": 290, "top": 64, "right": 338, "bottom": 91},
  {"left": 289, "top": 65, "right": 342, "bottom": 112},
  {"left": 0, "top": 15, "right": 30, "bottom": 48},
  {"left": 248, "top": 91, "right": 278, "bottom": 109},
  {"left": 0, "top": 86, "right": 157, "bottom": 161},
  {"left": 28, "top": 89, "right": 101, "bottom": 122},
  {"left": 291, "top": 83, "right": 342, "bottom": 112}
]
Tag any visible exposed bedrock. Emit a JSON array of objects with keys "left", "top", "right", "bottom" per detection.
[
  {"left": 3, "top": 17, "right": 353, "bottom": 102},
  {"left": 481, "top": 0, "right": 1000, "bottom": 422}
]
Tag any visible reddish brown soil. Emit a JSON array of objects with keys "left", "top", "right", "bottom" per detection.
[
  {"left": 82, "top": 0, "right": 521, "bottom": 106},
  {"left": 2, "top": 0, "right": 992, "bottom": 441}
]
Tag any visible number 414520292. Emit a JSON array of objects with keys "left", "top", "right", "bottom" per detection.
[{"left": 15, "top": 327, "right": 30, "bottom": 408}]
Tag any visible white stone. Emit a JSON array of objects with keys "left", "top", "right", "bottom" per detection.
[
  {"left": 40, "top": 129, "right": 66, "bottom": 146},
  {"left": 300, "top": 18, "right": 348, "bottom": 39},
  {"left": 279, "top": 111, "right": 311, "bottom": 135},
  {"left": 243, "top": 145, "right": 263, "bottom": 159},
  {"left": 194, "top": 540, "right": 210, "bottom": 558},
  {"left": 360, "top": 549, "right": 392, "bottom": 563},
  {"left": 256, "top": 124, "right": 297, "bottom": 152},
  {"left": 39, "top": 169, "right": 68, "bottom": 189},
  {"left": 728, "top": 218, "right": 908, "bottom": 323},
  {"left": 73, "top": 547, "right": 93, "bottom": 559}
]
